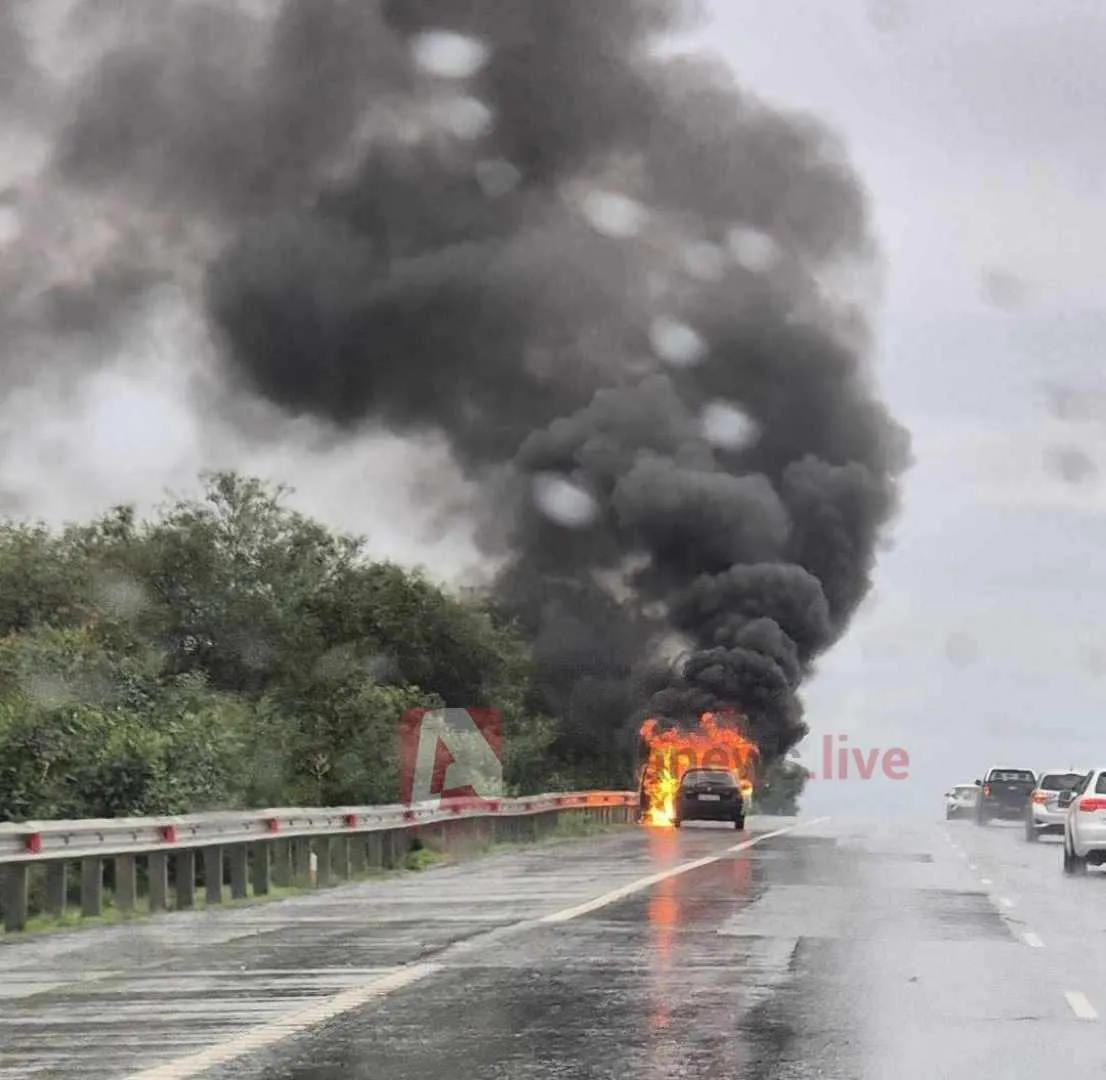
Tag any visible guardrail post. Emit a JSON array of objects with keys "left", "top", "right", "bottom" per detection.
[
  {"left": 366, "top": 831, "right": 383, "bottom": 870},
  {"left": 293, "top": 838, "right": 312, "bottom": 885},
  {"left": 45, "top": 862, "right": 68, "bottom": 918},
  {"left": 350, "top": 835, "right": 367, "bottom": 875},
  {"left": 114, "top": 855, "right": 137, "bottom": 913},
  {"left": 148, "top": 852, "right": 168, "bottom": 912},
  {"left": 3, "top": 863, "right": 29, "bottom": 932},
  {"left": 251, "top": 842, "right": 270, "bottom": 896},
  {"left": 81, "top": 857, "right": 103, "bottom": 918},
  {"left": 229, "top": 845, "right": 248, "bottom": 900},
  {"left": 175, "top": 850, "right": 196, "bottom": 909},
  {"left": 333, "top": 837, "right": 351, "bottom": 880},
  {"left": 203, "top": 846, "right": 223, "bottom": 905},
  {"left": 314, "top": 838, "right": 330, "bottom": 886},
  {"left": 272, "top": 839, "right": 292, "bottom": 888}
]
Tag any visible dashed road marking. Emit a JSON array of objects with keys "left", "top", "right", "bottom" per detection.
[
  {"left": 1065, "top": 991, "right": 1098, "bottom": 1020},
  {"left": 1024, "top": 932, "right": 1044, "bottom": 948},
  {"left": 1000, "top": 897, "right": 1015, "bottom": 908},
  {"left": 981, "top": 878, "right": 992, "bottom": 885}
]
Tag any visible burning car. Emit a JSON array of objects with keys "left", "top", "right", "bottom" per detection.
[
  {"left": 674, "top": 767, "right": 746, "bottom": 829},
  {"left": 637, "top": 711, "right": 757, "bottom": 828}
]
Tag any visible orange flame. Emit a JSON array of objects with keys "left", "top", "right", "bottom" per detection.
[{"left": 639, "top": 711, "right": 758, "bottom": 827}]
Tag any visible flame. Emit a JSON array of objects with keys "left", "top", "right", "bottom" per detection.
[{"left": 638, "top": 711, "right": 758, "bottom": 828}]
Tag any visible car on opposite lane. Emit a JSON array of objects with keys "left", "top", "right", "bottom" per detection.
[
  {"left": 673, "top": 767, "right": 746, "bottom": 830},
  {"left": 1061, "top": 769, "right": 1106, "bottom": 873},
  {"left": 945, "top": 783, "right": 979, "bottom": 820},
  {"left": 1025, "top": 768, "right": 1086, "bottom": 842},
  {"left": 976, "top": 766, "right": 1036, "bottom": 824}
]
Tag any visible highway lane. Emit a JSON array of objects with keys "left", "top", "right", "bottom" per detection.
[
  {"left": 944, "top": 815, "right": 1106, "bottom": 1016},
  {"left": 4, "top": 815, "right": 1105, "bottom": 1078}
]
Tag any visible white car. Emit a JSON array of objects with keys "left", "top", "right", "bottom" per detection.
[
  {"left": 945, "top": 783, "right": 979, "bottom": 820},
  {"left": 1061, "top": 769, "right": 1106, "bottom": 873},
  {"left": 1026, "top": 768, "right": 1087, "bottom": 842}
]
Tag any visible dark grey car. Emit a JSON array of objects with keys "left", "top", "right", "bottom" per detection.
[{"left": 673, "top": 768, "right": 746, "bottom": 830}]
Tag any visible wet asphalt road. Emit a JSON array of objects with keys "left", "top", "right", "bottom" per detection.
[{"left": 4, "top": 814, "right": 1106, "bottom": 1079}]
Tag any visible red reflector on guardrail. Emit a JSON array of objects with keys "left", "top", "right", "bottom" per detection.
[
  {"left": 344, "top": 814, "right": 357, "bottom": 828},
  {"left": 24, "top": 833, "right": 41, "bottom": 854},
  {"left": 161, "top": 825, "right": 178, "bottom": 843},
  {"left": 266, "top": 818, "right": 280, "bottom": 832}
]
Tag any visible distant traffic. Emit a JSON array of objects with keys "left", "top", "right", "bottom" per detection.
[{"left": 945, "top": 766, "right": 1106, "bottom": 874}]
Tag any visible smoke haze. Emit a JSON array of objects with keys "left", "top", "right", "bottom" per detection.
[{"left": 0, "top": 0, "right": 910, "bottom": 775}]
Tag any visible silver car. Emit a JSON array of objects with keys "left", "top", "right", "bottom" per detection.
[
  {"left": 945, "top": 783, "right": 978, "bottom": 820},
  {"left": 1061, "top": 769, "right": 1106, "bottom": 873},
  {"left": 1025, "top": 768, "right": 1086, "bottom": 841}
]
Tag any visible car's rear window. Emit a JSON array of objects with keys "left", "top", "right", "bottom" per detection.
[
  {"left": 955, "top": 786, "right": 977, "bottom": 796},
  {"left": 1040, "top": 773, "right": 1084, "bottom": 791},
  {"left": 681, "top": 769, "right": 737, "bottom": 786},
  {"left": 989, "top": 770, "right": 1034, "bottom": 782},
  {"left": 1096, "top": 774, "right": 1106, "bottom": 795}
]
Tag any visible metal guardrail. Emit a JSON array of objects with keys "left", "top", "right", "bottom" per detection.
[{"left": 0, "top": 792, "right": 637, "bottom": 933}]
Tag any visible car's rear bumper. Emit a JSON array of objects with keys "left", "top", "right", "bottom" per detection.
[
  {"left": 1071, "top": 820, "right": 1106, "bottom": 856},
  {"left": 981, "top": 803, "right": 1027, "bottom": 818},
  {"left": 676, "top": 798, "right": 743, "bottom": 821},
  {"left": 1030, "top": 806, "right": 1067, "bottom": 828}
]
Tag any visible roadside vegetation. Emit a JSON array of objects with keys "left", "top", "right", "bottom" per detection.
[{"left": 0, "top": 472, "right": 566, "bottom": 822}]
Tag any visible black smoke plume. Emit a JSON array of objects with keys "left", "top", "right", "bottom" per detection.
[{"left": 22, "top": 0, "right": 911, "bottom": 780}]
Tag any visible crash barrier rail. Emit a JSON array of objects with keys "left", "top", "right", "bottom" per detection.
[{"left": 0, "top": 791, "right": 637, "bottom": 933}]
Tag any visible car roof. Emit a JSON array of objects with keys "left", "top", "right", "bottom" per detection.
[{"left": 1037, "top": 768, "right": 1089, "bottom": 775}]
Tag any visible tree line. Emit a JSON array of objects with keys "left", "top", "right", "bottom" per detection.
[{"left": 0, "top": 472, "right": 804, "bottom": 822}]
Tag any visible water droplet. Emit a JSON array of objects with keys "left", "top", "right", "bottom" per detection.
[
  {"left": 700, "top": 401, "right": 758, "bottom": 449},
  {"left": 650, "top": 317, "right": 706, "bottom": 367},
  {"left": 531, "top": 474, "right": 599, "bottom": 529},
  {"left": 411, "top": 31, "right": 490, "bottom": 79},
  {"left": 580, "top": 191, "right": 647, "bottom": 238},
  {"left": 475, "top": 159, "right": 521, "bottom": 198},
  {"left": 728, "top": 226, "right": 779, "bottom": 272},
  {"left": 439, "top": 96, "right": 494, "bottom": 140}
]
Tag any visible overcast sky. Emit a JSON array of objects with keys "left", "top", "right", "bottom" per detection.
[
  {"left": 5, "top": 1, "right": 1105, "bottom": 819},
  {"left": 703, "top": 0, "right": 1106, "bottom": 815}
]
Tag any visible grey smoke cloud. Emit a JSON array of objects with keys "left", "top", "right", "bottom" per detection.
[{"left": 2, "top": 0, "right": 910, "bottom": 775}]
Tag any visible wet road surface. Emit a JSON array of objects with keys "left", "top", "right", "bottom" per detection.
[{"left": 3, "top": 815, "right": 1106, "bottom": 1078}]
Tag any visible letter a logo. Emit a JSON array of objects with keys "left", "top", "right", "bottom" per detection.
[{"left": 398, "top": 708, "right": 504, "bottom": 807}]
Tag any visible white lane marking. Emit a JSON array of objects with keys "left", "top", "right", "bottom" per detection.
[
  {"left": 968, "top": 862, "right": 977, "bottom": 870},
  {"left": 540, "top": 817, "right": 830, "bottom": 924},
  {"left": 1000, "top": 897, "right": 1015, "bottom": 908},
  {"left": 125, "top": 816, "right": 827, "bottom": 1078},
  {"left": 1024, "top": 932, "right": 1044, "bottom": 948},
  {"left": 125, "top": 963, "right": 442, "bottom": 1079},
  {"left": 1065, "top": 991, "right": 1099, "bottom": 1020},
  {"left": 980, "top": 878, "right": 992, "bottom": 885}
]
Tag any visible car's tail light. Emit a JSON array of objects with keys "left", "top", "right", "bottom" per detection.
[
  {"left": 1031, "top": 792, "right": 1048, "bottom": 804},
  {"left": 983, "top": 784, "right": 990, "bottom": 797},
  {"left": 1077, "top": 797, "right": 1106, "bottom": 812}
]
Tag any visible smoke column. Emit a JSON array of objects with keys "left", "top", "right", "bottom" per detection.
[{"left": 7, "top": 0, "right": 911, "bottom": 778}]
